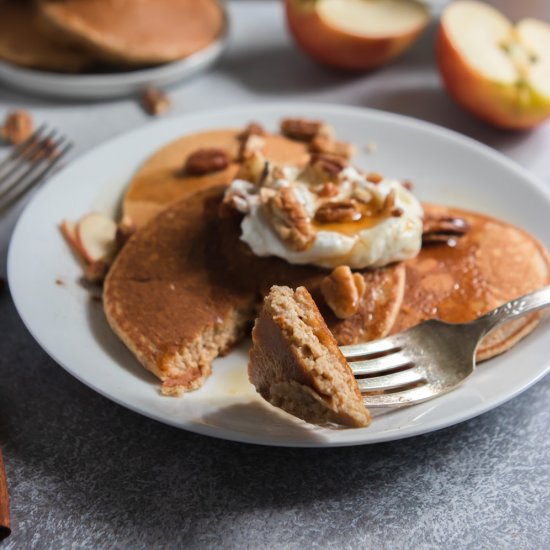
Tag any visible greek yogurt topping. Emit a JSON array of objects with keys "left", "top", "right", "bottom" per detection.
[{"left": 223, "top": 154, "right": 424, "bottom": 269}]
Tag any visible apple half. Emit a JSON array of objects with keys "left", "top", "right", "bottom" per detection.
[
  {"left": 437, "top": 1, "right": 550, "bottom": 129},
  {"left": 285, "top": 0, "right": 431, "bottom": 70}
]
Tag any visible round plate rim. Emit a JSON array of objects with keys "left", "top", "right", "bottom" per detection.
[{"left": 8, "top": 102, "right": 550, "bottom": 447}]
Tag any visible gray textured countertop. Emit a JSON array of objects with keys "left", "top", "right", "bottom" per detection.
[{"left": 1, "top": 1, "right": 550, "bottom": 548}]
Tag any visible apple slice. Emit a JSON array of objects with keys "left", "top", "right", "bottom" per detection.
[
  {"left": 76, "top": 212, "right": 117, "bottom": 263},
  {"left": 437, "top": 1, "right": 550, "bottom": 129},
  {"left": 60, "top": 219, "right": 87, "bottom": 262},
  {"left": 285, "top": 0, "right": 430, "bottom": 70}
]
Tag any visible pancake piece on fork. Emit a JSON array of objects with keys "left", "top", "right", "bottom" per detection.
[
  {"left": 394, "top": 204, "right": 550, "bottom": 361},
  {"left": 249, "top": 285, "right": 370, "bottom": 427}
]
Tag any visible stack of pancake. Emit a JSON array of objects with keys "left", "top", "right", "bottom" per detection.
[
  {"left": 0, "top": 0, "right": 225, "bottom": 73},
  {"left": 102, "top": 127, "right": 550, "bottom": 396}
]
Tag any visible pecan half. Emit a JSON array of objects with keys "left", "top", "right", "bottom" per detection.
[
  {"left": 1, "top": 110, "right": 33, "bottom": 145},
  {"left": 318, "top": 182, "right": 339, "bottom": 198},
  {"left": 321, "top": 266, "right": 366, "bottom": 319},
  {"left": 315, "top": 199, "right": 361, "bottom": 224},
  {"left": 266, "top": 186, "right": 314, "bottom": 251},
  {"left": 184, "top": 148, "right": 230, "bottom": 176},
  {"left": 310, "top": 133, "right": 356, "bottom": 159},
  {"left": 141, "top": 86, "right": 171, "bottom": 116},
  {"left": 422, "top": 215, "right": 470, "bottom": 245},
  {"left": 280, "top": 118, "right": 332, "bottom": 142}
]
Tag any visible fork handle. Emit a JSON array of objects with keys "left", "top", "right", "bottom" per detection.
[{"left": 472, "top": 285, "right": 550, "bottom": 336}]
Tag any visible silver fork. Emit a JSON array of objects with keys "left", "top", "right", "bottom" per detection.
[
  {"left": 341, "top": 286, "right": 550, "bottom": 408},
  {"left": 0, "top": 125, "right": 72, "bottom": 213}
]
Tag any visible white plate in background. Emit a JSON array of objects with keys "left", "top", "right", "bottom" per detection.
[
  {"left": 8, "top": 103, "right": 550, "bottom": 447},
  {"left": 0, "top": 13, "right": 228, "bottom": 100}
]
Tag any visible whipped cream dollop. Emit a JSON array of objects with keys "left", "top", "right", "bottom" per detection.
[{"left": 223, "top": 155, "right": 423, "bottom": 269}]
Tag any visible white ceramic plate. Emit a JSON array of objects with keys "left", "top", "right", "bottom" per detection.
[
  {"left": 0, "top": 19, "right": 228, "bottom": 100},
  {"left": 8, "top": 104, "right": 550, "bottom": 447}
]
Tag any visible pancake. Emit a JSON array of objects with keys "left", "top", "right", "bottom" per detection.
[
  {"left": 123, "top": 129, "right": 309, "bottom": 228},
  {"left": 249, "top": 286, "right": 370, "bottom": 427},
  {"left": 0, "top": 1, "right": 93, "bottom": 73},
  {"left": 37, "top": 0, "right": 225, "bottom": 66},
  {"left": 104, "top": 187, "right": 404, "bottom": 395},
  {"left": 394, "top": 204, "right": 550, "bottom": 361},
  {"left": 104, "top": 186, "right": 256, "bottom": 396}
]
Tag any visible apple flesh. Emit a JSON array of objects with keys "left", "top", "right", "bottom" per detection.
[
  {"left": 437, "top": 1, "right": 550, "bottom": 129},
  {"left": 285, "top": 0, "right": 430, "bottom": 71},
  {"left": 76, "top": 213, "right": 117, "bottom": 264}
]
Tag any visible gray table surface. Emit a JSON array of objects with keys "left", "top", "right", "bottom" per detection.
[{"left": 1, "top": 1, "right": 550, "bottom": 548}]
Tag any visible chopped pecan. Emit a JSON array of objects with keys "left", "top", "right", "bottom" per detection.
[
  {"left": 309, "top": 153, "right": 347, "bottom": 181},
  {"left": 115, "top": 216, "right": 137, "bottom": 249},
  {"left": 184, "top": 148, "right": 230, "bottom": 176},
  {"left": 353, "top": 185, "right": 373, "bottom": 204},
  {"left": 141, "top": 86, "right": 171, "bottom": 116},
  {"left": 321, "top": 266, "right": 366, "bottom": 319},
  {"left": 280, "top": 118, "right": 332, "bottom": 142},
  {"left": 318, "top": 182, "right": 339, "bottom": 198},
  {"left": 391, "top": 207, "right": 404, "bottom": 217},
  {"left": 315, "top": 199, "right": 361, "bottom": 224},
  {"left": 237, "top": 122, "right": 266, "bottom": 141},
  {"left": 402, "top": 180, "right": 414, "bottom": 191},
  {"left": 310, "top": 134, "right": 356, "bottom": 159},
  {"left": 422, "top": 215, "right": 470, "bottom": 245},
  {"left": 1, "top": 110, "right": 33, "bottom": 145},
  {"left": 238, "top": 133, "right": 266, "bottom": 161},
  {"left": 382, "top": 189, "right": 397, "bottom": 214},
  {"left": 266, "top": 186, "right": 314, "bottom": 251},
  {"left": 236, "top": 152, "right": 269, "bottom": 185},
  {"left": 366, "top": 172, "right": 384, "bottom": 184}
]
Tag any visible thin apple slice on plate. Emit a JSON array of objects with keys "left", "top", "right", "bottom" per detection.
[
  {"left": 76, "top": 212, "right": 117, "bottom": 264},
  {"left": 285, "top": 0, "right": 430, "bottom": 70},
  {"left": 437, "top": 0, "right": 550, "bottom": 129},
  {"left": 60, "top": 219, "right": 87, "bottom": 262}
]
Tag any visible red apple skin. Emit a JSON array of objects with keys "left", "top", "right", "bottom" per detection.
[
  {"left": 285, "top": 0, "right": 428, "bottom": 71},
  {"left": 60, "top": 220, "right": 87, "bottom": 263},
  {"left": 437, "top": 22, "right": 550, "bottom": 130}
]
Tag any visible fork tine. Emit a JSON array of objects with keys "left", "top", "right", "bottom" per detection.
[
  {"left": 0, "top": 134, "right": 63, "bottom": 196},
  {"left": 340, "top": 335, "right": 400, "bottom": 359},
  {"left": 0, "top": 130, "right": 58, "bottom": 189},
  {"left": 0, "top": 139, "right": 72, "bottom": 213},
  {"left": 0, "top": 124, "right": 47, "bottom": 174},
  {"left": 349, "top": 351, "right": 413, "bottom": 376},
  {"left": 357, "top": 368, "right": 424, "bottom": 392},
  {"left": 363, "top": 384, "right": 436, "bottom": 408}
]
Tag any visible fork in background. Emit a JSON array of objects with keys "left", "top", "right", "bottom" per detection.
[
  {"left": 341, "top": 286, "right": 550, "bottom": 408},
  {"left": 0, "top": 125, "right": 72, "bottom": 213}
]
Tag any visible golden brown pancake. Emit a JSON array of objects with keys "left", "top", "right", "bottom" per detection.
[
  {"left": 104, "top": 187, "right": 256, "bottom": 396},
  {"left": 394, "top": 204, "right": 550, "bottom": 361},
  {"left": 104, "top": 187, "right": 404, "bottom": 395},
  {"left": 123, "top": 129, "right": 310, "bottom": 228},
  {"left": 37, "top": 0, "right": 225, "bottom": 66},
  {"left": 0, "top": 0, "right": 93, "bottom": 73},
  {"left": 249, "top": 286, "right": 370, "bottom": 427}
]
